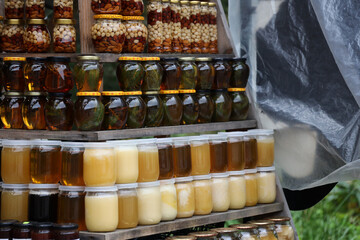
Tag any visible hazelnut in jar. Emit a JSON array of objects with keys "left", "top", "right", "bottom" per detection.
[
  {"left": 53, "top": 19, "right": 76, "bottom": 53},
  {"left": 162, "top": 0, "right": 172, "bottom": 53},
  {"left": 200, "top": 2, "right": 210, "bottom": 53},
  {"left": 208, "top": 2, "right": 218, "bottom": 54},
  {"left": 1, "top": 19, "right": 25, "bottom": 53},
  {"left": 147, "top": 0, "right": 163, "bottom": 53},
  {"left": 180, "top": 0, "right": 191, "bottom": 53},
  {"left": 91, "top": 0, "right": 121, "bottom": 14},
  {"left": 26, "top": 0, "right": 45, "bottom": 19},
  {"left": 24, "top": 19, "right": 51, "bottom": 53},
  {"left": 190, "top": 1, "right": 202, "bottom": 54},
  {"left": 54, "top": 0, "right": 74, "bottom": 19},
  {"left": 4, "top": 0, "right": 24, "bottom": 19},
  {"left": 91, "top": 14, "right": 126, "bottom": 53},
  {"left": 171, "top": 0, "right": 182, "bottom": 53},
  {"left": 121, "top": 0, "right": 144, "bottom": 16},
  {"left": 123, "top": 16, "right": 147, "bottom": 53}
]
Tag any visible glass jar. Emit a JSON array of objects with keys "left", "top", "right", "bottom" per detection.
[
  {"left": 74, "top": 55, "right": 103, "bottom": 92},
  {"left": 231, "top": 224, "right": 259, "bottom": 240},
  {"left": 121, "top": 0, "right": 144, "bottom": 15},
  {"left": 75, "top": 92, "right": 104, "bottom": 131},
  {"left": 161, "top": 0, "right": 172, "bottom": 53},
  {"left": 250, "top": 221, "right": 278, "bottom": 240},
  {"left": 200, "top": 2, "right": 210, "bottom": 53},
  {"left": 30, "top": 140, "right": 62, "bottom": 184},
  {"left": 161, "top": 90, "right": 183, "bottom": 126},
  {"left": 229, "top": 88, "right": 249, "bottom": 121},
  {"left": 57, "top": 186, "right": 86, "bottom": 231},
  {"left": 123, "top": 16, "right": 147, "bottom": 53},
  {"left": 22, "top": 92, "right": 46, "bottom": 130},
  {"left": 208, "top": 2, "right": 218, "bottom": 54},
  {"left": 175, "top": 177, "right": 195, "bottom": 218},
  {"left": 257, "top": 166, "right": 276, "bottom": 204},
  {"left": 180, "top": 89, "right": 199, "bottom": 125},
  {"left": 157, "top": 138, "right": 174, "bottom": 180},
  {"left": 117, "top": 57, "right": 144, "bottom": 91},
  {"left": 28, "top": 184, "right": 59, "bottom": 222},
  {"left": 1, "top": 20, "right": 25, "bottom": 52},
  {"left": 248, "top": 129, "right": 275, "bottom": 167},
  {"left": 102, "top": 91, "right": 128, "bottom": 130},
  {"left": 91, "top": 15, "right": 126, "bottom": 53},
  {"left": 212, "top": 90, "right": 232, "bottom": 122},
  {"left": 268, "top": 217, "right": 294, "bottom": 240},
  {"left": 53, "top": 19, "right": 76, "bottom": 53},
  {"left": 26, "top": 0, "right": 45, "bottom": 18},
  {"left": 137, "top": 181, "right": 162, "bottom": 225},
  {"left": 1, "top": 140, "right": 30, "bottom": 184},
  {"left": 206, "top": 135, "right": 228, "bottom": 173},
  {"left": 196, "top": 57, "right": 215, "bottom": 90},
  {"left": 91, "top": 0, "right": 121, "bottom": 14},
  {"left": 113, "top": 140, "right": 139, "bottom": 184},
  {"left": 197, "top": 90, "right": 214, "bottom": 123},
  {"left": 143, "top": 91, "right": 164, "bottom": 127},
  {"left": 117, "top": 183, "right": 138, "bottom": 229},
  {"left": 2, "top": 57, "right": 26, "bottom": 92},
  {"left": 159, "top": 179, "right": 177, "bottom": 221},
  {"left": 244, "top": 132, "right": 258, "bottom": 169},
  {"left": 180, "top": 0, "right": 191, "bottom": 53},
  {"left": 53, "top": 223, "right": 80, "bottom": 240},
  {"left": 0, "top": 92, "right": 24, "bottom": 129},
  {"left": 228, "top": 171, "right": 246, "bottom": 209},
  {"left": 54, "top": 0, "right": 74, "bottom": 19},
  {"left": 1, "top": 184, "right": 29, "bottom": 221},
  {"left": 244, "top": 169, "right": 258, "bottom": 207},
  {"left": 24, "top": 57, "right": 46, "bottom": 92},
  {"left": 161, "top": 58, "right": 181, "bottom": 90},
  {"left": 45, "top": 93, "right": 74, "bottom": 131},
  {"left": 85, "top": 186, "right": 118, "bottom": 232},
  {"left": 193, "top": 175, "right": 212, "bottom": 215},
  {"left": 24, "top": 19, "right": 51, "bottom": 53},
  {"left": 0, "top": 220, "right": 17, "bottom": 239},
  {"left": 171, "top": 0, "right": 182, "bottom": 52},
  {"left": 190, "top": 1, "right": 201, "bottom": 53},
  {"left": 211, "top": 228, "right": 239, "bottom": 240},
  {"left": 173, "top": 137, "right": 192, "bottom": 177},
  {"left": 189, "top": 231, "right": 218, "bottom": 240},
  {"left": 5, "top": 0, "right": 24, "bottom": 19},
  {"left": 61, "top": 142, "right": 85, "bottom": 186},
  {"left": 45, "top": 57, "right": 73, "bottom": 93},
  {"left": 179, "top": 57, "right": 198, "bottom": 90},
  {"left": 213, "top": 58, "right": 231, "bottom": 90},
  {"left": 142, "top": 57, "right": 163, "bottom": 91},
  {"left": 31, "top": 222, "right": 53, "bottom": 240},
  {"left": 230, "top": 58, "right": 250, "bottom": 88},
  {"left": 83, "top": 142, "right": 116, "bottom": 187},
  {"left": 211, "top": 173, "right": 230, "bottom": 212},
  {"left": 189, "top": 136, "right": 211, "bottom": 175},
  {"left": 124, "top": 91, "right": 146, "bottom": 128},
  {"left": 222, "top": 132, "right": 245, "bottom": 171},
  {"left": 137, "top": 139, "right": 159, "bottom": 182},
  {"left": 0, "top": 18, "right": 3, "bottom": 51},
  {"left": 147, "top": 0, "right": 163, "bottom": 53},
  {"left": 12, "top": 221, "right": 31, "bottom": 239}
]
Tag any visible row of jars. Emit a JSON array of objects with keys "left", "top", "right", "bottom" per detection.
[
  {"left": 0, "top": 220, "right": 79, "bottom": 240},
  {"left": 0, "top": 19, "right": 76, "bottom": 53},
  {"left": 4, "top": 0, "right": 74, "bottom": 19},
  {"left": 0, "top": 168, "right": 276, "bottom": 233},
  {"left": 0, "top": 131, "right": 274, "bottom": 186}
]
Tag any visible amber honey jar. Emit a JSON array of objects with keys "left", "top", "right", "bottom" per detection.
[
  {"left": 197, "top": 90, "right": 214, "bottom": 123},
  {"left": 1, "top": 184, "right": 29, "bottom": 222},
  {"left": 22, "top": 92, "right": 47, "bottom": 130},
  {"left": 142, "top": 57, "right": 163, "bottom": 92},
  {"left": 61, "top": 142, "right": 85, "bottom": 186},
  {"left": 189, "top": 136, "right": 211, "bottom": 176},
  {"left": 137, "top": 139, "right": 159, "bottom": 183},
  {"left": 172, "top": 137, "right": 192, "bottom": 177},
  {"left": 102, "top": 91, "right": 128, "bottom": 130},
  {"left": 117, "top": 183, "right": 138, "bottom": 229},
  {"left": 196, "top": 57, "right": 215, "bottom": 90},
  {"left": 45, "top": 92, "right": 74, "bottom": 131},
  {"left": 157, "top": 138, "right": 174, "bottom": 180},
  {"left": 24, "top": 57, "right": 47, "bottom": 92},
  {"left": 0, "top": 92, "right": 24, "bottom": 129},
  {"left": 117, "top": 57, "right": 145, "bottom": 91},
  {"left": 161, "top": 90, "right": 183, "bottom": 126},
  {"left": 45, "top": 57, "right": 74, "bottom": 93},
  {"left": 75, "top": 92, "right": 104, "bottom": 131},
  {"left": 244, "top": 132, "right": 258, "bottom": 169},
  {"left": 1, "top": 19, "right": 25, "bottom": 53},
  {"left": 206, "top": 134, "right": 228, "bottom": 173},
  {"left": 2, "top": 57, "right": 26, "bottom": 92},
  {"left": 91, "top": 0, "right": 122, "bottom": 14},
  {"left": 24, "top": 19, "right": 51, "bottom": 53},
  {"left": 74, "top": 55, "right": 104, "bottom": 92}
]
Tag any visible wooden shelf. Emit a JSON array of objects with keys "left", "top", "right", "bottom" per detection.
[
  {"left": 0, "top": 120, "right": 256, "bottom": 141},
  {"left": 80, "top": 202, "right": 284, "bottom": 240}
]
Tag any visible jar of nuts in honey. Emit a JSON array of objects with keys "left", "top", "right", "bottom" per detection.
[
  {"left": 1, "top": 19, "right": 25, "bottom": 53},
  {"left": 190, "top": 1, "right": 202, "bottom": 54},
  {"left": 26, "top": 0, "right": 45, "bottom": 18},
  {"left": 147, "top": 0, "right": 163, "bottom": 53},
  {"left": 121, "top": 0, "right": 144, "bottom": 16},
  {"left": 2, "top": 57, "right": 26, "bottom": 92},
  {"left": 0, "top": 92, "right": 24, "bottom": 129},
  {"left": 123, "top": 16, "right": 147, "bottom": 53},
  {"left": 161, "top": 0, "right": 172, "bottom": 53},
  {"left": 180, "top": 0, "right": 191, "bottom": 53},
  {"left": 91, "top": 0, "right": 121, "bottom": 14},
  {"left": 53, "top": 19, "right": 76, "bottom": 53},
  {"left": 91, "top": 14, "right": 126, "bottom": 53},
  {"left": 4, "top": 0, "right": 25, "bottom": 19},
  {"left": 24, "top": 19, "right": 51, "bottom": 53},
  {"left": 54, "top": 0, "right": 74, "bottom": 19},
  {"left": 22, "top": 92, "right": 47, "bottom": 130},
  {"left": 171, "top": 0, "right": 182, "bottom": 53}
]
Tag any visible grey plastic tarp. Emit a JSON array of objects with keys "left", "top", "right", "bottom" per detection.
[{"left": 228, "top": 0, "right": 360, "bottom": 190}]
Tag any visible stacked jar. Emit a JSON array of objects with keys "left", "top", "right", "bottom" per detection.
[
  {"left": 147, "top": 0, "right": 163, "bottom": 53},
  {"left": 180, "top": 0, "right": 191, "bottom": 53},
  {"left": 171, "top": 0, "right": 182, "bottom": 53}
]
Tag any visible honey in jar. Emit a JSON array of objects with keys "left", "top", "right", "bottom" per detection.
[
  {"left": 117, "top": 183, "right": 138, "bottom": 229},
  {"left": 157, "top": 138, "right": 174, "bottom": 180},
  {"left": 211, "top": 173, "right": 230, "bottom": 212},
  {"left": 22, "top": 92, "right": 46, "bottom": 130},
  {"left": 173, "top": 137, "right": 192, "bottom": 177},
  {"left": 160, "top": 179, "right": 177, "bottom": 221},
  {"left": 244, "top": 133, "right": 258, "bottom": 169},
  {"left": 225, "top": 132, "right": 246, "bottom": 171},
  {"left": 257, "top": 167, "right": 276, "bottom": 204},
  {"left": 189, "top": 136, "right": 211, "bottom": 175},
  {"left": 45, "top": 57, "right": 73, "bottom": 93},
  {"left": 2, "top": 57, "right": 26, "bottom": 92},
  {"left": 1, "top": 184, "right": 29, "bottom": 222},
  {"left": 28, "top": 184, "right": 59, "bottom": 222},
  {"left": 228, "top": 171, "right": 246, "bottom": 210},
  {"left": 248, "top": 129, "right": 275, "bottom": 167},
  {"left": 193, "top": 175, "right": 213, "bottom": 215},
  {"left": 0, "top": 92, "right": 24, "bottom": 129},
  {"left": 206, "top": 135, "right": 228, "bottom": 173},
  {"left": 137, "top": 139, "right": 159, "bottom": 183},
  {"left": 137, "top": 181, "right": 162, "bottom": 225},
  {"left": 175, "top": 177, "right": 195, "bottom": 218},
  {"left": 244, "top": 169, "right": 258, "bottom": 207},
  {"left": 24, "top": 57, "right": 47, "bottom": 91},
  {"left": 112, "top": 140, "right": 139, "bottom": 184},
  {"left": 61, "top": 142, "right": 85, "bottom": 186},
  {"left": 45, "top": 92, "right": 74, "bottom": 131}
]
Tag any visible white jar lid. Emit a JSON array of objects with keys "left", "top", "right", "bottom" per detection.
[
  {"left": 31, "top": 140, "right": 62, "bottom": 146},
  {"left": 136, "top": 139, "right": 157, "bottom": 145},
  {"left": 211, "top": 173, "right": 230, "bottom": 178},
  {"left": 83, "top": 142, "right": 112, "bottom": 148},
  {"left": 2, "top": 140, "right": 31, "bottom": 146},
  {"left": 228, "top": 170, "right": 246, "bottom": 176},
  {"left": 188, "top": 136, "right": 209, "bottom": 141},
  {"left": 2, "top": 184, "right": 28, "bottom": 189},
  {"left": 175, "top": 176, "right": 193, "bottom": 183},
  {"left": 201, "top": 134, "right": 227, "bottom": 141},
  {"left": 156, "top": 138, "right": 174, "bottom": 144},
  {"left": 61, "top": 142, "right": 85, "bottom": 148},
  {"left": 192, "top": 174, "right": 211, "bottom": 181},
  {"left": 85, "top": 186, "right": 118, "bottom": 192},
  {"left": 29, "top": 184, "right": 59, "bottom": 189},
  {"left": 159, "top": 179, "right": 176, "bottom": 185},
  {"left": 243, "top": 169, "right": 258, "bottom": 174},
  {"left": 138, "top": 181, "right": 160, "bottom": 188},
  {"left": 116, "top": 183, "right": 138, "bottom": 189},
  {"left": 247, "top": 129, "right": 274, "bottom": 136},
  {"left": 59, "top": 185, "right": 85, "bottom": 192},
  {"left": 257, "top": 166, "right": 276, "bottom": 172},
  {"left": 220, "top": 132, "right": 246, "bottom": 137},
  {"left": 109, "top": 139, "right": 139, "bottom": 146}
]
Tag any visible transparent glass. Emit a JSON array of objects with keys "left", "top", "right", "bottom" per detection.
[
  {"left": 257, "top": 170, "right": 276, "bottom": 204},
  {"left": 200, "top": 3, "right": 210, "bottom": 53},
  {"left": 175, "top": 180, "right": 195, "bottom": 218},
  {"left": 26, "top": 0, "right": 45, "bottom": 18},
  {"left": 230, "top": 91, "right": 249, "bottom": 121},
  {"left": 273, "top": 220, "right": 294, "bottom": 240},
  {"left": 102, "top": 95, "right": 128, "bottom": 130},
  {"left": 181, "top": 92, "right": 199, "bottom": 125},
  {"left": 227, "top": 135, "right": 245, "bottom": 171},
  {"left": 75, "top": 96, "right": 105, "bottom": 131},
  {"left": 74, "top": 59, "right": 104, "bottom": 92},
  {"left": 229, "top": 175, "right": 246, "bottom": 209},
  {"left": 117, "top": 60, "right": 144, "bottom": 91},
  {"left": 1, "top": 22, "right": 25, "bottom": 52},
  {"left": 173, "top": 138, "right": 192, "bottom": 177},
  {"left": 213, "top": 59, "right": 231, "bottom": 90},
  {"left": 162, "top": 0, "right": 172, "bottom": 53},
  {"left": 24, "top": 24, "right": 50, "bottom": 52},
  {"left": 161, "top": 59, "right": 181, "bottom": 90},
  {"left": 137, "top": 143, "right": 159, "bottom": 182},
  {"left": 244, "top": 135, "right": 258, "bottom": 169},
  {"left": 147, "top": 0, "right": 163, "bottom": 53},
  {"left": 45, "top": 59, "right": 73, "bottom": 93},
  {"left": 197, "top": 91, "right": 214, "bottom": 123},
  {"left": 54, "top": 0, "right": 74, "bottom": 19},
  {"left": 211, "top": 176, "right": 230, "bottom": 212},
  {"left": 3, "top": 60, "right": 25, "bottom": 91},
  {"left": 24, "top": 58, "right": 46, "bottom": 91},
  {"left": 230, "top": 59, "right": 250, "bottom": 88},
  {"left": 121, "top": 0, "right": 144, "bottom": 16},
  {"left": 212, "top": 91, "right": 232, "bottom": 122},
  {"left": 245, "top": 172, "right": 258, "bottom": 207},
  {"left": 190, "top": 2, "right": 202, "bottom": 53},
  {"left": 209, "top": 138, "right": 228, "bottom": 173},
  {"left": 45, "top": 93, "right": 74, "bottom": 131},
  {"left": 22, "top": 95, "right": 46, "bottom": 130},
  {"left": 193, "top": 178, "right": 212, "bottom": 215},
  {"left": 53, "top": 23, "right": 76, "bottom": 53},
  {"left": 143, "top": 94, "right": 164, "bottom": 128},
  {"left": 91, "top": 0, "right": 121, "bottom": 14},
  {"left": 117, "top": 187, "right": 138, "bottom": 229},
  {"left": 160, "top": 180, "right": 177, "bottom": 221},
  {"left": 125, "top": 95, "right": 146, "bottom": 129},
  {"left": 28, "top": 187, "right": 58, "bottom": 222},
  {"left": 0, "top": 94, "right": 24, "bottom": 129},
  {"left": 179, "top": 60, "right": 198, "bottom": 90},
  {"left": 208, "top": 4, "right": 218, "bottom": 53},
  {"left": 137, "top": 183, "right": 161, "bottom": 225},
  {"left": 124, "top": 19, "right": 147, "bottom": 52},
  {"left": 157, "top": 141, "right": 174, "bottom": 180},
  {"left": 5, "top": 0, "right": 24, "bottom": 19},
  {"left": 180, "top": 1, "right": 191, "bottom": 53},
  {"left": 1, "top": 144, "right": 30, "bottom": 184},
  {"left": 1, "top": 186, "right": 28, "bottom": 221},
  {"left": 171, "top": 1, "right": 182, "bottom": 53},
  {"left": 196, "top": 60, "right": 215, "bottom": 90},
  {"left": 161, "top": 93, "right": 183, "bottom": 126},
  {"left": 142, "top": 61, "right": 163, "bottom": 91},
  {"left": 61, "top": 145, "right": 85, "bottom": 186},
  {"left": 114, "top": 142, "right": 139, "bottom": 184},
  {"left": 190, "top": 138, "right": 211, "bottom": 175}
]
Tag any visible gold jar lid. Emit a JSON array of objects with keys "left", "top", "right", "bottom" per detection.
[
  {"left": 179, "top": 89, "right": 196, "bottom": 94},
  {"left": 178, "top": 57, "right": 195, "bottom": 62},
  {"left": 142, "top": 57, "right": 160, "bottom": 61},
  {"left": 4, "top": 57, "right": 26, "bottom": 61},
  {"left": 208, "top": 2, "right": 216, "bottom": 7},
  {"left": 195, "top": 57, "right": 212, "bottom": 62},
  {"left": 188, "top": 231, "right": 218, "bottom": 237},
  {"left": 123, "top": 91, "right": 142, "bottom": 96},
  {"left": 211, "top": 228, "right": 238, "bottom": 234},
  {"left": 77, "top": 55, "right": 100, "bottom": 61},
  {"left": 27, "top": 19, "right": 47, "bottom": 25},
  {"left": 249, "top": 220, "right": 275, "bottom": 226},
  {"left": 4, "top": 92, "right": 23, "bottom": 97},
  {"left": 160, "top": 90, "right": 179, "bottom": 95},
  {"left": 163, "top": 0, "right": 170, "bottom": 2},
  {"left": 76, "top": 92, "right": 101, "bottom": 97},
  {"left": 24, "top": 92, "right": 45, "bottom": 96},
  {"left": 170, "top": 0, "right": 180, "bottom": 3},
  {"left": 230, "top": 224, "right": 258, "bottom": 230},
  {"left": 94, "top": 14, "right": 123, "bottom": 20},
  {"left": 55, "top": 19, "right": 76, "bottom": 25},
  {"left": 5, "top": 19, "right": 23, "bottom": 25},
  {"left": 200, "top": 2, "right": 208, "bottom": 6},
  {"left": 228, "top": 88, "right": 246, "bottom": 92},
  {"left": 166, "top": 236, "right": 196, "bottom": 240},
  {"left": 180, "top": 1, "right": 189, "bottom": 5},
  {"left": 123, "top": 16, "right": 144, "bottom": 21},
  {"left": 190, "top": 1, "right": 200, "bottom": 5},
  {"left": 143, "top": 91, "right": 159, "bottom": 95},
  {"left": 102, "top": 91, "right": 125, "bottom": 96},
  {"left": 118, "top": 56, "right": 142, "bottom": 61},
  {"left": 267, "top": 217, "right": 291, "bottom": 223}
]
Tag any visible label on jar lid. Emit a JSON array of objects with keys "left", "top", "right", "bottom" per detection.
[
  {"left": 142, "top": 57, "right": 160, "bottom": 61},
  {"left": 76, "top": 92, "right": 101, "bottom": 97},
  {"left": 228, "top": 88, "right": 246, "bottom": 92},
  {"left": 179, "top": 89, "right": 196, "bottom": 94},
  {"left": 123, "top": 16, "right": 145, "bottom": 21},
  {"left": 118, "top": 56, "right": 142, "bottom": 61},
  {"left": 160, "top": 90, "right": 179, "bottom": 94},
  {"left": 94, "top": 14, "right": 123, "bottom": 19},
  {"left": 101, "top": 91, "right": 124, "bottom": 96},
  {"left": 4, "top": 57, "right": 26, "bottom": 61},
  {"left": 123, "top": 91, "right": 142, "bottom": 96}
]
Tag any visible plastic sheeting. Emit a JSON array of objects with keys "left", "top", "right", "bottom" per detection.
[{"left": 229, "top": 0, "right": 360, "bottom": 190}]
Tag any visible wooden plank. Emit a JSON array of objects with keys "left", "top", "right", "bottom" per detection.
[
  {"left": 79, "top": 0, "right": 94, "bottom": 53},
  {"left": 0, "top": 120, "right": 256, "bottom": 141},
  {"left": 80, "top": 202, "right": 284, "bottom": 240},
  {"left": 215, "top": 0, "right": 236, "bottom": 55}
]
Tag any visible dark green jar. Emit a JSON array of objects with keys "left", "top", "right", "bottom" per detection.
[
  {"left": 212, "top": 90, "right": 232, "bottom": 122},
  {"left": 161, "top": 90, "right": 183, "bottom": 126},
  {"left": 75, "top": 92, "right": 104, "bottom": 131},
  {"left": 229, "top": 88, "right": 249, "bottom": 121},
  {"left": 142, "top": 57, "right": 163, "bottom": 92},
  {"left": 179, "top": 57, "right": 198, "bottom": 90},
  {"left": 230, "top": 58, "right": 249, "bottom": 88},
  {"left": 116, "top": 57, "right": 145, "bottom": 91},
  {"left": 124, "top": 91, "right": 146, "bottom": 129},
  {"left": 101, "top": 91, "right": 128, "bottom": 130},
  {"left": 196, "top": 90, "right": 214, "bottom": 123},
  {"left": 143, "top": 91, "right": 164, "bottom": 127},
  {"left": 179, "top": 89, "right": 199, "bottom": 125},
  {"left": 195, "top": 57, "right": 215, "bottom": 90}
]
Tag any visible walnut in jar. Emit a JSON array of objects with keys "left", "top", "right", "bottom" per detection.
[
  {"left": 91, "top": 0, "right": 121, "bottom": 14},
  {"left": 5, "top": 0, "right": 25, "bottom": 19},
  {"left": 123, "top": 16, "right": 147, "bottom": 53},
  {"left": 180, "top": 0, "right": 191, "bottom": 53},
  {"left": 54, "top": 0, "right": 74, "bottom": 19},
  {"left": 26, "top": 0, "right": 45, "bottom": 19},
  {"left": 147, "top": 0, "right": 163, "bottom": 53},
  {"left": 53, "top": 19, "right": 76, "bottom": 53},
  {"left": 24, "top": 19, "right": 51, "bottom": 53},
  {"left": 1, "top": 19, "right": 25, "bottom": 53},
  {"left": 190, "top": 1, "right": 202, "bottom": 54},
  {"left": 171, "top": 0, "right": 182, "bottom": 53},
  {"left": 162, "top": 0, "right": 172, "bottom": 53},
  {"left": 91, "top": 14, "right": 126, "bottom": 53}
]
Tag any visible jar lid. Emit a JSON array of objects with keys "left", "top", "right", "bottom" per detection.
[
  {"left": 211, "top": 173, "right": 229, "bottom": 178},
  {"left": 202, "top": 134, "right": 227, "bottom": 141},
  {"left": 0, "top": 220, "right": 19, "bottom": 227},
  {"left": 170, "top": 0, "right": 179, "bottom": 3},
  {"left": 31, "top": 140, "right": 62, "bottom": 146},
  {"left": 244, "top": 169, "right": 258, "bottom": 174},
  {"left": 195, "top": 57, "right": 212, "bottom": 62},
  {"left": 123, "top": 16, "right": 145, "bottom": 21},
  {"left": 200, "top": 2, "right": 208, "bottom": 6},
  {"left": 138, "top": 181, "right": 160, "bottom": 188},
  {"left": 26, "top": 57, "right": 48, "bottom": 62},
  {"left": 219, "top": 131, "right": 246, "bottom": 137},
  {"left": 211, "top": 228, "right": 238, "bottom": 233},
  {"left": 47, "top": 56, "right": 71, "bottom": 63},
  {"left": 249, "top": 220, "right": 275, "bottom": 226},
  {"left": 163, "top": 0, "right": 169, "bottom": 2},
  {"left": 267, "top": 217, "right": 291, "bottom": 222},
  {"left": 2, "top": 140, "right": 30, "bottom": 146},
  {"left": 102, "top": 91, "right": 125, "bottom": 96},
  {"left": 180, "top": 1, "right": 189, "bottom": 5},
  {"left": 160, "top": 90, "right": 179, "bottom": 94},
  {"left": 94, "top": 14, "right": 123, "bottom": 19},
  {"left": 172, "top": 136, "right": 189, "bottom": 144},
  {"left": 4, "top": 57, "right": 26, "bottom": 61},
  {"left": 257, "top": 166, "right": 275, "bottom": 172},
  {"left": 156, "top": 137, "right": 173, "bottom": 144},
  {"left": 188, "top": 135, "right": 209, "bottom": 141},
  {"left": 160, "top": 179, "right": 175, "bottom": 185},
  {"left": 190, "top": 1, "right": 200, "bottom": 5},
  {"left": 61, "top": 141, "right": 85, "bottom": 148},
  {"left": 228, "top": 170, "right": 245, "bottom": 176},
  {"left": 189, "top": 231, "right": 217, "bottom": 237},
  {"left": 5, "top": 19, "right": 23, "bottom": 25},
  {"left": 179, "top": 57, "right": 195, "bottom": 62},
  {"left": 77, "top": 92, "right": 101, "bottom": 96},
  {"left": 247, "top": 129, "right": 274, "bottom": 136},
  {"left": 48, "top": 92, "right": 72, "bottom": 98},
  {"left": 208, "top": 2, "right": 216, "bottom": 7},
  {"left": 83, "top": 142, "right": 112, "bottom": 148},
  {"left": 228, "top": 88, "right": 246, "bottom": 92},
  {"left": 24, "top": 91, "right": 46, "bottom": 96},
  {"left": 13, "top": 221, "right": 32, "bottom": 229},
  {"left": 143, "top": 91, "right": 159, "bottom": 95},
  {"left": 118, "top": 56, "right": 142, "bottom": 61},
  {"left": 135, "top": 138, "right": 156, "bottom": 145},
  {"left": 29, "top": 184, "right": 59, "bottom": 189},
  {"left": 230, "top": 224, "right": 257, "bottom": 230},
  {"left": 116, "top": 183, "right": 138, "bottom": 190},
  {"left": 77, "top": 55, "right": 100, "bottom": 61},
  {"left": 179, "top": 89, "right": 196, "bottom": 94},
  {"left": 123, "top": 91, "right": 142, "bottom": 96},
  {"left": 32, "top": 222, "right": 53, "bottom": 229},
  {"left": 55, "top": 19, "right": 76, "bottom": 25},
  {"left": 175, "top": 176, "right": 193, "bottom": 183},
  {"left": 85, "top": 186, "right": 118, "bottom": 192},
  {"left": 109, "top": 139, "right": 139, "bottom": 146},
  {"left": 161, "top": 57, "right": 178, "bottom": 61},
  {"left": 27, "top": 19, "right": 47, "bottom": 25},
  {"left": 192, "top": 174, "right": 211, "bottom": 181},
  {"left": 52, "top": 223, "right": 78, "bottom": 230},
  {"left": 166, "top": 236, "right": 196, "bottom": 240},
  {"left": 142, "top": 57, "right": 160, "bottom": 61},
  {"left": 59, "top": 185, "right": 85, "bottom": 192},
  {"left": 2, "top": 184, "right": 28, "bottom": 189}
]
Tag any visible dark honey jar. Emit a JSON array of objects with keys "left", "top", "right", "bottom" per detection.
[
  {"left": 0, "top": 92, "right": 24, "bottom": 129},
  {"left": 45, "top": 57, "right": 74, "bottom": 93},
  {"left": 75, "top": 92, "right": 104, "bottom": 131},
  {"left": 102, "top": 91, "right": 128, "bottom": 130},
  {"left": 22, "top": 92, "right": 47, "bottom": 130},
  {"left": 161, "top": 90, "right": 183, "bottom": 126}
]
